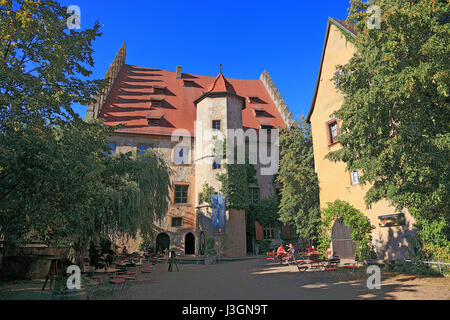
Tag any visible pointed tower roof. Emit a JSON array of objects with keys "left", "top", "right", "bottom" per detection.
[
  {"left": 193, "top": 68, "right": 245, "bottom": 109},
  {"left": 206, "top": 71, "right": 237, "bottom": 94}
]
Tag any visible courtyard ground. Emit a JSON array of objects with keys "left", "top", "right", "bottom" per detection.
[{"left": 0, "top": 258, "right": 448, "bottom": 300}]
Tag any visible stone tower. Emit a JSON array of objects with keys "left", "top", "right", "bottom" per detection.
[
  {"left": 193, "top": 71, "right": 247, "bottom": 257},
  {"left": 193, "top": 71, "right": 246, "bottom": 200}
]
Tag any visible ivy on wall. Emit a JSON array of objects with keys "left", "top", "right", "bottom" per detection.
[
  {"left": 201, "top": 182, "right": 216, "bottom": 205},
  {"left": 329, "top": 18, "right": 356, "bottom": 45},
  {"left": 318, "top": 200, "right": 375, "bottom": 262}
]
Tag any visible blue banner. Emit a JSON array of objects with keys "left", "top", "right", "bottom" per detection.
[{"left": 211, "top": 195, "right": 226, "bottom": 228}]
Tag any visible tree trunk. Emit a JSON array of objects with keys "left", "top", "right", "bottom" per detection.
[{"left": 74, "top": 239, "right": 89, "bottom": 269}]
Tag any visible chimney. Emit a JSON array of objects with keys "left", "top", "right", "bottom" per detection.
[{"left": 176, "top": 66, "right": 182, "bottom": 79}]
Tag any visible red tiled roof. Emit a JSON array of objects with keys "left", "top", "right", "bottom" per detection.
[
  {"left": 333, "top": 18, "right": 357, "bottom": 36},
  {"left": 98, "top": 65, "right": 287, "bottom": 136},
  {"left": 206, "top": 72, "right": 237, "bottom": 94},
  {"left": 147, "top": 109, "right": 165, "bottom": 119}
]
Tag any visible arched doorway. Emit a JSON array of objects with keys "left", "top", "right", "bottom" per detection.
[
  {"left": 331, "top": 218, "right": 355, "bottom": 259},
  {"left": 155, "top": 233, "right": 170, "bottom": 253},
  {"left": 185, "top": 232, "right": 195, "bottom": 255}
]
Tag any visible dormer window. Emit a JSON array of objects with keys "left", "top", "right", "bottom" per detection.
[
  {"left": 148, "top": 119, "right": 160, "bottom": 127},
  {"left": 147, "top": 109, "right": 164, "bottom": 127},
  {"left": 255, "top": 110, "right": 266, "bottom": 117},
  {"left": 152, "top": 86, "right": 166, "bottom": 94},
  {"left": 248, "top": 96, "right": 262, "bottom": 104},
  {"left": 183, "top": 80, "right": 195, "bottom": 87},
  {"left": 150, "top": 98, "right": 164, "bottom": 108}
]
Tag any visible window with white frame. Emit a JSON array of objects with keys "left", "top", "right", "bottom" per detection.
[{"left": 351, "top": 170, "right": 360, "bottom": 185}]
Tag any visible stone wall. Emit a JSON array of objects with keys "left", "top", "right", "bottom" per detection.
[
  {"left": 1, "top": 247, "right": 68, "bottom": 280},
  {"left": 224, "top": 209, "right": 246, "bottom": 257}
]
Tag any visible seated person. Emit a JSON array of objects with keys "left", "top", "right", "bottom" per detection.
[
  {"left": 288, "top": 243, "right": 295, "bottom": 256},
  {"left": 276, "top": 244, "right": 286, "bottom": 259}
]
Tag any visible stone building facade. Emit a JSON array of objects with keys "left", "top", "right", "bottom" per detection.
[{"left": 86, "top": 44, "right": 293, "bottom": 257}]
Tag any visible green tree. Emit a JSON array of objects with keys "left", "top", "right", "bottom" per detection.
[
  {"left": 328, "top": 0, "right": 449, "bottom": 221},
  {"left": 201, "top": 182, "right": 216, "bottom": 205},
  {"left": 0, "top": 120, "right": 172, "bottom": 266},
  {"left": 328, "top": 0, "right": 449, "bottom": 263},
  {"left": 247, "top": 196, "right": 281, "bottom": 236},
  {"left": 0, "top": 0, "right": 103, "bottom": 127},
  {"left": 277, "top": 117, "right": 321, "bottom": 242}
]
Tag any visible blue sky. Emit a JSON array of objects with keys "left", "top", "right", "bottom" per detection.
[{"left": 60, "top": 0, "right": 352, "bottom": 119}]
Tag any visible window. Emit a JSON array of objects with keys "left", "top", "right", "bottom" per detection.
[
  {"left": 334, "top": 69, "right": 343, "bottom": 86},
  {"left": 138, "top": 144, "right": 153, "bottom": 156},
  {"left": 327, "top": 120, "right": 339, "bottom": 145},
  {"left": 148, "top": 119, "right": 160, "bottom": 127},
  {"left": 249, "top": 188, "right": 260, "bottom": 203},
  {"left": 174, "top": 147, "right": 190, "bottom": 165},
  {"left": 171, "top": 217, "right": 183, "bottom": 227},
  {"left": 263, "top": 227, "right": 276, "bottom": 240},
  {"left": 183, "top": 80, "right": 198, "bottom": 87},
  {"left": 213, "top": 161, "right": 222, "bottom": 170},
  {"left": 153, "top": 86, "right": 165, "bottom": 94},
  {"left": 255, "top": 110, "right": 266, "bottom": 117},
  {"left": 212, "top": 120, "right": 221, "bottom": 131},
  {"left": 248, "top": 96, "right": 263, "bottom": 104},
  {"left": 150, "top": 99, "right": 163, "bottom": 108},
  {"left": 104, "top": 143, "right": 116, "bottom": 156},
  {"left": 351, "top": 170, "right": 360, "bottom": 185},
  {"left": 175, "top": 185, "right": 189, "bottom": 204}
]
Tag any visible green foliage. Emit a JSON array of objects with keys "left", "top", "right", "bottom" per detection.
[
  {"left": 409, "top": 207, "right": 450, "bottom": 274},
  {"left": 277, "top": 116, "right": 321, "bottom": 242},
  {"left": 387, "top": 259, "right": 443, "bottom": 277},
  {"left": 329, "top": 18, "right": 356, "bottom": 44},
  {"left": 319, "top": 200, "right": 375, "bottom": 262},
  {"left": 0, "top": 120, "right": 172, "bottom": 263},
  {"left": 139, "top": 236, "right": 154, "bottom": 254},
  {"left": 247, "top": 196, "right": 281, "bottom": 232},
  {"left": 0, "top": 0, "right": 105, "bottom": 127},
  {"left": 201, "top": 182, "right": 216, "bottom": 205},
  {"left": 256, "top": 239, "right": 272, "bottom": 252},
  {"left": 328, "top": 0, "right": 449, "bottom": 224},
  {"left": 216, "top": 163, "right": 248, "bottom": 210}
]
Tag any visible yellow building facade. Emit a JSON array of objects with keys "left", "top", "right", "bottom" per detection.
[{"left": 307, "top": 18, "right": 415, "bottom": 262}]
